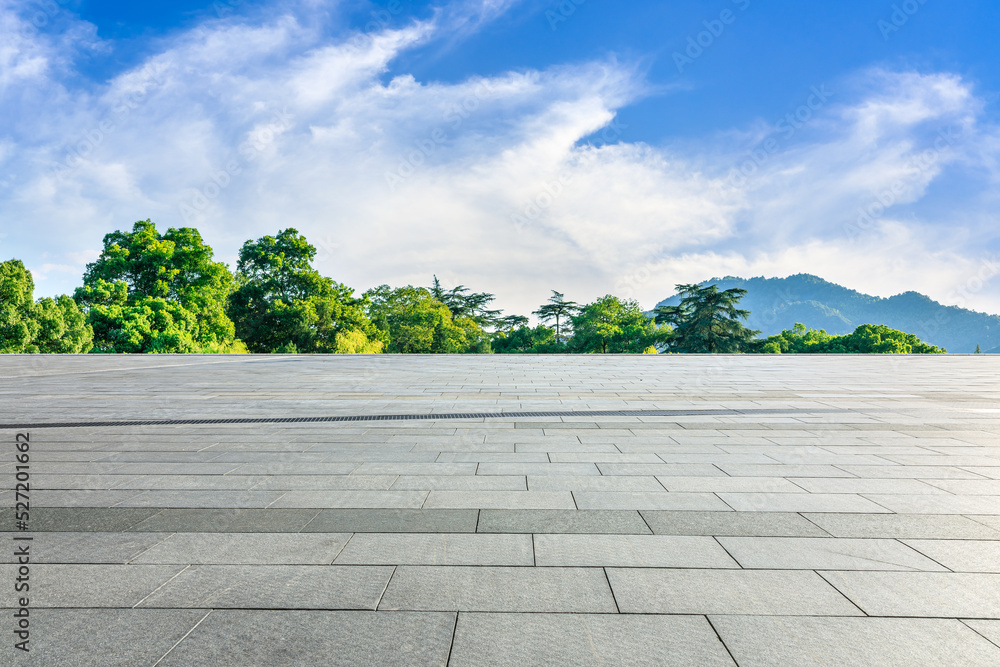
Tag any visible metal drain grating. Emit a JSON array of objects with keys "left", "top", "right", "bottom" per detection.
[{"left": 0, "top": 408, "right": 849, "bottom": 430}]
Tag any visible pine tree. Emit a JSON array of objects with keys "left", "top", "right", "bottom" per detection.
[{"left": 655, "top": 283, "right": 760, "bottom": 353}]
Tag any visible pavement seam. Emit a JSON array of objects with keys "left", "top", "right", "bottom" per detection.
[
  {"left": 960, "top": 619, "right": 1000, "bottom": 650},
  {"left": 151, "top": 609, "right": 214, "bottom": 666},
  {"left": 704, "top": 615, "right": 742, "bottom": 667},
  {"left": 374, "top": 565, "right": 397, "bottom": 611},
  {"left": 602, "top": 567, "right": 621, "bottom": 614},
  {"left": 444, "top": 612, "right": 461, "bottom": 667},
  {"left": 133, "top": 565, "right": 192, "bottom": 609}
]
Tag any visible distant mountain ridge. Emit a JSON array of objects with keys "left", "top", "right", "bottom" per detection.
[{"left": 654, "top": 274, "right": 1000, "bottom": 353}]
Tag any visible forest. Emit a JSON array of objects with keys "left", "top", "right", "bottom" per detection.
[{"left": 0, "top": 221, "right": 946, "bottom": 355}]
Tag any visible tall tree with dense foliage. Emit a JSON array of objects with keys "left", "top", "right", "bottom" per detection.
[
  {"left": 228, "top": 229, "right": 382, "bottom": 353},
  {"left": 366, "top": 285, "right": 491, "bottom": 353},
  {"left": 533, "top": 291, "right": 579, "bottom": 343},
  {"left": 655, "top": 284, "right": 760, "bottom": 353},
  {"left": 430, "top": 276, "right": 502, "bottom": 328},
  {"left": 75, "top": 220, "right": 243, "bottom": 352},
  {"left": 1, "top": 260, "right": 92, "bottom": 353},
  {"left": 492, "top": 324, "right": 562, "bottom": 353},
  {"left": 570, "top": 295, "right": 671, "bottom": 354}
]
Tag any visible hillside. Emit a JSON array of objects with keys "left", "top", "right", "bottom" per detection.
[{"left": 654, "top": 274, "right": 1000, "bottom": 353}]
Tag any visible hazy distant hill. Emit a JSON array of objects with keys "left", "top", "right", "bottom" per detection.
[{"left": 654, "top": 274, "right": 1000, "bottom": 353}]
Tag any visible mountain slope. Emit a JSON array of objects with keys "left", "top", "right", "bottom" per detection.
[{"left": 654, "top": 274, "right": 1000, "bottom": 353}]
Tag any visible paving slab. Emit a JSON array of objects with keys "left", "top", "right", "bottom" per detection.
[
  {"left": 903, "top": 539, "right": 1000, "bottom": 572},
  {"left": 711, "top": 616, "right": 1000, "bottom": 667},
  {"left": 128, "top": 508, "right": 320, "bottom": 532},
  {"left": 301, "top": 509, "right": 479, "bottom": 533},
  {"left": 423, "top": 490, "right": 575, "bottom": 509},
  {"left": 5, "top": 507, "right": 164, "bottom": 532},
  {"left": 449, "top": 613, "right": 736, "bottom": 667},
  {"left": 640, "top": 510, "right": 829, "bottom": 536},
  {"left": 963, "top": 620, "right": 1000, "bottom": 647},
  {"left": 718, "top": 492, "right": 891, "bottom": 513},
  {"left": 821, "top": 571, "right": 1000, "bottom": 617},
  {"left": 717, "top": 536, "right": 948, "bottom": 571},
  {"left": 476, "top": 509, "right": 651, "bottom": 534},
  {"left": 335, "top": 533, "right": 533, "bottom": 565},
  {"left": 574, "top": 491, "right": 731, "bottom": 511},
  {"left": 138, "top": 564, "right": 395, "bottom": 609},
  {"left": 131, "top": 533, "right": 353, "bottom": 564},
  {"left": 0, "top": 564, "right": 186, "bottom": 607},
  {"left": 606, "top": 568, "right": 862, "bottom": 615},
  {"left": 159, "top": 611, "right": 456, "bottom": 667},
  {"left": 534, "top": 534, "right": 739, "bottom": 567},
  {"left": 0, "top": 532, "right": 171, "bottom": 564},
  {"left": 2, "top": 609, "right": 210, "bottom": 667},
  {"left": 802, "top": 513, "right": 1000, "bottom": 539},
  {"left": 378, "top": 566, "right": 618, "bottom": 612}
]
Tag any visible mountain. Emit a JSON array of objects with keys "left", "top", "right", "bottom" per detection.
[{"left": 653, "top": 274, "right": 1000, "bottom": 353}]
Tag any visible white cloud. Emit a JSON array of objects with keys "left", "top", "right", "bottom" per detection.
[{"left": 1, "top": 1, "right": 999, "bottom": 320}]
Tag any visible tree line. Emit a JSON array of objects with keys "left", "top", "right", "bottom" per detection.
[{"left": 0, "top": 220, "right": 945, "bottom": 355}]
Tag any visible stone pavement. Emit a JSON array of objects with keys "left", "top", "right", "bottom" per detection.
[{"left": 1, "top": 354, "right": 999, "bottom": 665}]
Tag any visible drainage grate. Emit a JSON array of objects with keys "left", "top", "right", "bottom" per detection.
[{"left": 0, "top": 408, "right": 849, "bottom": 430}]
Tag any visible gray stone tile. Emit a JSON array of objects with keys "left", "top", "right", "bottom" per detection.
[
  {"left": 477, "top": 509, "right": 651, "bottom": 534},
  {"left": 922, "top": 479, "right": 1000, "bottom": 494},
  {"left": 132, "top": 533, "right": 352, "bottom": 564},
  {"left": 2, "top": 609, "right": 210, "bottom": 667},
  {"left": 864, "top": 494, "right": 1000, "bottom": 514},
  {"left": 607, "top": 568, "right": 861, "bottom": 615},
  {"left": 139, "top": 565, "right": 394, "bottom": 609},
  {"left": 352, "top": 463, "right": 477, "bottom": 476},
  {"left": 717, "top": 537, "right": 948, "bottom": 571},
  {"left": 964, "top": 620, "right": 1000, "bottom": 647},
  {"left": 116, "top": 475, "right": 274, "bottom": 490},
  {"left": 970, "top": 515, "right": 1000, "bottom": 531},
  {"left": 476, "top": 462, "right": 601, "bottom": 476},
  {"left": 9, "top": 507, "right": 163, "bottom": 532},
  {"left": 235, "top": 462, "right": 361, "bottom": 475},
  {"left": 435, "top": 452, "right": 549, "bottom": 462},
  {"left": 712, "top": 616, "right": 1000, "bottom": 667},
  {"left": 159, "top": 611, "right": 456, "bottom": 667},
  {"left": 789, "top": 478, "right": 948, "bottom": 494},
  {"left": 269, "top": 490, "right": 428, "bottom": 509},
  {"left": 527, "top": 476, "right": 666, "bottom": 492},
  {"left": 449, "top": 613, "right": 737, "bottom": 667},
  {"left": 597, "top": 463, "right": 729, "bottom": 477},
  {"left": 803, "top": 513, "right": 1000, "bottom": 539},
  {"left": 0, "top": 532, "right": 171, "bottom": 564},
  {"left": 534, "top": 534, "right": 739, "bottom": 568},
  {"left": 423, "top": 491, "right": 575, "bottom": 510},
  {"left": 658, "top": 477, "right": 803, "bottom": 493},
  {"left": 718, "top": 493, "right": 891, "bottom": 513},
  {"left": 335, "top": 533, "right": 533, "bottom": 565},
  {"left": 253, "top": 475, "right": 398, "bottom": 490},
  {"left": 302, "top": 509, "right": 479, "bottom": 533},
  {"left": 114, "top": 490, "right": 286, "bottom": 508},
  {"left": 128, "top": 508, "right": 319, "bottom": 532},
  {"left": 379, "top": 566, "right": 618, "bottom": 612},
  {"left": 716, "top": 464, "right": 857, "bottom": 477},
  {"left": 902, "top": 540, "right": 1000, "bottom": 573},
  {"left": 391, "top": 475, "right": 526, "bottom": 490},
  {"left": 821, "top": 571, "right": 1000, "bottom": 617},
  {"left": 837, "top": 465, "right": 987, "bottom": 479},
  {"left": 574, "top": 491, "right": 732, "bottom": 511},
  {"left": 0, "top": 564, "right": 185, "bottom": 607},
  {"left": 30, "top": 490, "right": 146, "bottom": 507},
  {"left": 641, "top": 510, "right": 829, "bottom": 537}
]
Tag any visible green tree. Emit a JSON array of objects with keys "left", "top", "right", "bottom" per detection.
[
  {"left": 570, "top": 295, "right": 671, "bottom": 354},
  {"left": 365, "top": 285, "right": 490, "bottom": 353},
  {"left": 228, "top": 229, "right": 382, "bottom": 353},
  {"left": 655, "top": 284, "right": 760, "bottom": 353},
  {"left": 1, "top": 260, "right": 92, "bottom": 353},
  {"left": 533, "top": 291, "right": 579, "bottom": 343},
  {"left": 430, "top": 276, "right": 502, "bottom": 328},
  {"left": 1, "top": 259, "right": 40, "bottom": 352},
  {"left": 492, "top": 324, "right": 561, "bottom": 353},
  {"left": 76, "top": 220, "right": 241, "bottom": 351},
  {"left": 495, "top": 315, "right": 529, "bottom": 333},
  {"left": 753, "top": 322, "right": 945, "bottom": 354},
  {"left": 32, "top": 295, "right": 94, "bottom": 353}
]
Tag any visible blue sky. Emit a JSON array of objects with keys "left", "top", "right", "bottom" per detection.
[{"left": 3, "top": 0, "right": 1000, "bottom": 317}]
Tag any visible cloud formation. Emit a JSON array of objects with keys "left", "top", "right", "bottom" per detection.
[{"left": 1, "top": 0, "right": 998, "bottom": 318}]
